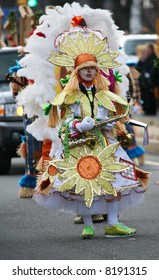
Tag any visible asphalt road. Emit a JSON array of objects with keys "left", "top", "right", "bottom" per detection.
[{"left": 0, "top": 154, "right": 159, "bottom": 260}]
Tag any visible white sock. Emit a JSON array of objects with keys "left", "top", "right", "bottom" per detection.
[
  {"left": 107, "top": 201, "right": 119, "bottom": 227},
  {"left": 82, "top": 215, "right": 93, "bottom": 226}
]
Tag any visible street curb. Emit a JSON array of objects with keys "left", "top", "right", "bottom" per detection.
[
  {"left": 137, "top": 137, "right": 159, "bottom": 155},
  {"left": 133, "top": 113, "right": 159, "bottom": 155}
]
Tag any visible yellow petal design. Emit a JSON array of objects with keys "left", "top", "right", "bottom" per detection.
[
  {"left": 39, "top": 164, "right": 58, "bottom": 186},
  {"left": 102, "top": 183, "right": 117, "bottom": 196},
  {"left": 80, "top": 94, "right": 92, "bottom": 117},
  {"left": 79, "top": 147, "right": 88, "bottom": 157},
  {"left": 93, "top": 38, "right": 107, "bottom": 56},
  {"left": 59, "top": 174, "right": 79, "bottom": 192},
  {"left": 101, "top": 156, "right": 116, "bottom": 166},
  {"left": 70, "top": 145, "right": 91, "bottom": 158},
  {"left": 98, "top": 143, "right": 120, "bottom": 161},
  {"left": 99, "top": 90, "right": 127, "bottom": 106},
  {"left": 87, "top": 33, "right": 96, "bottom": 53},
  {"left": 48, "top": 53, "right": 74, "bottom": 67},
  {"left": 59, "top": 44, "right": 77, "bottom": 58},
  {"left": 98, "top": 52, "right": 118, "bottom": 61},
  {"left": 98, "top": 177, "right": 117, "bottom": 196},
  {"left": 48, "top": 30, "right": 120, "bottom": 70},
  {"left": 99, "top": 170, "right": 116, "bottom": 181},
  {"left": 91, "top": 180, "right": 101, "bottom": 195},
  {"left": 78, "top": 33, "right": 87, "bottom": 53},
  {"left": 65, "top": 35, "right": 82, "bottom": 55},
  {"left": 60, "top": 36, "right": 78, "bottom": 57},
  {"left": 84, "top": 144, "right": 94, "bottom": 155},
  {"left": 92, "top": 141, "right": 103, "bottom": 157},
  {"left": 104, "top": 163, "right": 128, "bottom": 172},
  {"left": 69, "top": 147, "right": 84, "bottom": 159},
  {"left": 42, "top": 170, "right": 49, "bottom": 181},
  {"left": 77, "top": 177, "right": 87, "bottom": 187},
  {"left": 54, "top": 158, "right": 76, "bottom": 169},
  {"left": 95, "top": 92, "right": 116, "bottom": 111},
  {"left": 65, "top": 92, "right": 79, "bottom": 105},
  {"left": 84, "top": 183, "right": 94, "bottom": 208},
  {"left": 75, "top": 181, "right": 85, "bottom": 194},
  {"left": 99, "top": 60, "right": 121, "bottom": 69},
  {"left": 61, "top": 169, "right": 77, "bottom": 179},
  {"left": 51, "top": 91, "right": 67, "bottom": 106}
]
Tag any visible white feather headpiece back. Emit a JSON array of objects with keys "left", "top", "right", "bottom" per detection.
[{"left": 16, "top": 2, "right": 129, "bottom": 144}]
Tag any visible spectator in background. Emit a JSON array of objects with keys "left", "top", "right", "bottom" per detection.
[
  {"left": 124, "top": 123, "right": 145, "bottom": 166},
  {"left": 124, "top": 63, "right": 145, "bottom": 166},
  {"left": 127, "top": 62, "right": 143, "bottom": 115},
  {"left": 136, "top": 44, "right": 157, "bottom": 115}
]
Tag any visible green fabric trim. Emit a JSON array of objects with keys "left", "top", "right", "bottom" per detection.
[
  {"left": 96, "top": 130, "right": 106, "bottom": 148},
  {"left": 74, "top": 116, "right": 82, "bottom": 120},
  {"left": 63, "top": 118, "right": 74, "bottom": 158},
  {"left": 63, "top": 123, "right": 69, "bottom": 159},
  {"left": 60, "top": 74, "right": 70, "bottom": 86},
  {"left": 42, "top": 103, "right": 52, "bottom": 115},
  {"left": 114, "top": 71, "right": 122, "bottom": 83}
]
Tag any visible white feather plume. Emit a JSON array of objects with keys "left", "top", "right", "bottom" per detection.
[{"left": 16, "top": 2, "right": 129, "bottom": 146}]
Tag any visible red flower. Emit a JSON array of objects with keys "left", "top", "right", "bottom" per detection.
[
  {"left": 71, "top": 16, "right": 83, "bottom": 27},
  {"left": 28, "top": 79, "right": 34, "bottom": 84},
  {"left": 36, "top": 32, "right": 46, "bottom": 38},
  {"left": 8, "top": 35, "right": 13, "bottom": 41}
]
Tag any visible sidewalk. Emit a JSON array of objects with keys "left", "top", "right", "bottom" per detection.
[{"left": 132, "top": 110, "right": 159, "bottom": 155}]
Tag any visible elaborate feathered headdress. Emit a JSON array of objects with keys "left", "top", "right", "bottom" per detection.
[
  {"left": 16, "top": 2, "right": 129, "bottom": 152},
  {"left": 48, "top": 17, "right": 121, "bottom": 73}
]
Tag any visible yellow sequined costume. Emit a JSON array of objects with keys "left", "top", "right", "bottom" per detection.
[{"left": 33, "top": 18, "right": 149, "bottom": 216}]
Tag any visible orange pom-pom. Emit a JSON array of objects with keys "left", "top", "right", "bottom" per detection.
[{"left": 71, "top": 16, "right": 83, "bottom": 27}]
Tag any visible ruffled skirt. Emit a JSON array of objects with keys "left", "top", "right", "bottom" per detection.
[{"left": 33, "top": 137, "right": 146, "bottom": 216}]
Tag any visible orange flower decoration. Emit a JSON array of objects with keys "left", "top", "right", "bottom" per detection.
[{"left": 71, "top": 16, "right": 83, "bottom": 27}]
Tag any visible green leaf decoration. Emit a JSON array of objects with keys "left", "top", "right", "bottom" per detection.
[
  {"left": 114, "top": 71, "right": 122, "bottom": 83},
  {"left": 42, "top": 103, "right": 52, "bottom": 115},
  {"left": 60, "top": 75, "right": 70, "bottom": 86},
  {"left": 153, "top": 58, "right": 159, "bottom": 68}
]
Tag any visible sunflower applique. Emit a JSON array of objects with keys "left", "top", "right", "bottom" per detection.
[
  {"left": 50, "top": 142, "right": 128, "bottom": 207},
  {"left": 37, "top": 163, "right": 59, "bottom": 196}
]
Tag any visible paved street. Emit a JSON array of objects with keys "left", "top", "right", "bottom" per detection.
[{"left": 0, "top": 154, "right": 159, "bottom": 260}]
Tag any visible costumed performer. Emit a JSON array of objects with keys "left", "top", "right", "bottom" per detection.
[
  {"left": 7, "top": 59, "right": 43, "bottom": 198},
  {"left": 33, "top": 16, "right": 150, "bottom": 239}
]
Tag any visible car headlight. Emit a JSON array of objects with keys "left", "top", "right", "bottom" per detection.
[
  {"left": 4, "top": 104, "right": 23, "bottom": 117},
  {"left": 16, "top": 106, "right": 23, "bottom": 117},
  {"left": 0, "top": 105, "right": 5, "bottom": 116}
]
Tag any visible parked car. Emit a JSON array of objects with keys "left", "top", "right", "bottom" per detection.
[
  {"left": 119, "top": 34, "right": 158, "bottom": 64},
  {"left": 0, "top": 47, "right": 24, "bottom": 174}
]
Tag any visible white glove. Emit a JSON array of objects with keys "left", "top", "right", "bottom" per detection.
[
  {"left": 76, "top": 116, "right": 95, "bottom": 132},
  {"left": 103, "top": 118, "right": 116, "bottom": 131},
  {"left": 105, "top": 123, "right": 116, "bottom": 131}
]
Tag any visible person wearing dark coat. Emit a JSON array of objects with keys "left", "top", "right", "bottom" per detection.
[{"left": 136, "top": 44, "right": 157, "bottom": 115}]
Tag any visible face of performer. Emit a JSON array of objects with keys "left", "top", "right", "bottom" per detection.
[{"left": 78, "top": 66, "right": 97, "bottom": 81}]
